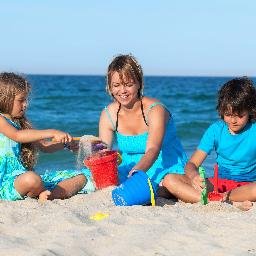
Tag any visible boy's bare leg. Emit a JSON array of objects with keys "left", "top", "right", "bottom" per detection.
[
  {"left": 231, "top": 201, "right": 253, "bottom": 211},
  {"left": 157, "top": 186, "right": 176, "bottom": 199},
  {"left": 224, "top": 184, "right": 255, "bottom": 211},
  {"left": 228, "top": 183, "right": 256, "bottom": 201},
  {"left": 163, "top": 174, "right": 253, "bottom": 211},
  {"left": 48, "top": 174, "right": 87, "bottom": 200},
  {"left": 162, "top": 174, "right": 201, "bottom": 203}
]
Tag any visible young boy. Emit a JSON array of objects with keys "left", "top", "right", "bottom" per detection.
[{"left": 163, "top": 77, "right": 256, "bottom": 210}]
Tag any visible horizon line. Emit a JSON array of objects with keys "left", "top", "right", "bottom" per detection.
[{"left": 25, "top": 73, "right": 256, "bottom": 78}]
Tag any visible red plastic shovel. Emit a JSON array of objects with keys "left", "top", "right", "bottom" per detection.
[{"left": 208, "top": 164, "right": 223, "bottom": 201}]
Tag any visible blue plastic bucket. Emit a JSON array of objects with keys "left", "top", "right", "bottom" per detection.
[{"left": 112, "top": 170, "right": 156, "bottom": 206}]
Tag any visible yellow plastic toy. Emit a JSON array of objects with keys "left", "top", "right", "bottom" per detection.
[
  {"left": 90, "top": 212, "right": 109, "bottom": 221},
  {"left": 147, "top": 178, "right": 156, "bottom": 206},
  {"left": 117, "top": 152, "right": 122, "bottom": 165}
]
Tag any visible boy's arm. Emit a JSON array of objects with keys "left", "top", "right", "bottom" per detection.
[
  {"left": 185, "top": 149, "right": 208, "bottom": 190},
  {"left": 186, "top": 149, "right": 207, "bottom": 177}
]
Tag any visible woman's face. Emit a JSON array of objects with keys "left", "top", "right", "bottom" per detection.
[{"left": 110, "top": 71, "right": 140, "bottom": 108}]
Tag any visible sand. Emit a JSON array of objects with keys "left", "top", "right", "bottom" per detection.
[{"left": 0, "top": 187, "right": 256, "bottom": 256}]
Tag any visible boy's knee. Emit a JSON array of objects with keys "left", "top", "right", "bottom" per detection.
[
  {"left": 162, "top": 174, "right": 177, "bottom": 187},
  {"left": 162, "top": 173, "right": 188, "bottom": 191}
]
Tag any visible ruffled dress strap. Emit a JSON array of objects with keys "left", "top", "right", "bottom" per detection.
[
  {"left": 0, "top": 113, "right": 20, "bottom": 129},
  {"left": 104, "top": 106, "right": 116, "bottom": 131},
  {"left": 145, "top": 102, "right": 170, "bottom": 124}
]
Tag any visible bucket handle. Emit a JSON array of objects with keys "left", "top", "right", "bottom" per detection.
[{"left": 147, "top": 178, "right": 155, "bottom": 206}]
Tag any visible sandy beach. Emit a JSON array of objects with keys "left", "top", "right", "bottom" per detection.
[{"left": 0, "top": 187, "right": 256, "bottom": 256}]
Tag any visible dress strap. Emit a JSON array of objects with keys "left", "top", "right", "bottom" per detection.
[
  {"left": 140, "top": 99, "right": 148, "bottom": 126},
  {"left": 0, "top": 113, "right": 20, "bottom": 128},
  {"left": 115, "top": 103, "right": 121, "bottom": 132},
  {"left": 145, "top": 102, "right": 169, "bottom": 124},
  {"left": 104, "top": 106, "right": 116, "bottom": 131}
]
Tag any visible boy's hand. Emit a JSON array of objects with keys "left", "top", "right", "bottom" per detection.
[{"left": 191, "top": 174, "right": 205, "bottom": 192}]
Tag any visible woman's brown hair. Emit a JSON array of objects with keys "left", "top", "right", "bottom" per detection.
[{"left": 106, "top": 54, "right": 144, "bottom": 98}]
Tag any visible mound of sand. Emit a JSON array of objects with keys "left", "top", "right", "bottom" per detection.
[{"left": 0, "top": 187, "right": 256, "bottom": 256}]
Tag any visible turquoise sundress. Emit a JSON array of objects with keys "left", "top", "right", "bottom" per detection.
[
  {"left": 105, "top": 102, "right": 188, "bottom": 189},
  {"left": 0, "top": 115, "right": 94, "bottom": 201}
]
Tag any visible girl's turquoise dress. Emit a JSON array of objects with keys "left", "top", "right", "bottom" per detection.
[
  {"left": 105, "top": 102, "right": 188, "bottom": 189},
  {"left": 0, "top": 115, "right": 94, "bottom": 201}
]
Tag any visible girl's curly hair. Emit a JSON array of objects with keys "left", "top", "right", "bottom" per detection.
[{"left": 0, "top": 72, "right": 37, "bottom": 170}]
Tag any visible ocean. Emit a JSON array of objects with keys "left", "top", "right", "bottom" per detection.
[{"left": 27, "top": 75, "right": 255, "bottom": 177}]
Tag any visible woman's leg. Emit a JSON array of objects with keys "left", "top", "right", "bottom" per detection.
[
  {"left": 14, "top": 171, "right": 45, "bottom": 198},
  {"left": 162, "top": 174, "right": 201, "bottom": 203}
]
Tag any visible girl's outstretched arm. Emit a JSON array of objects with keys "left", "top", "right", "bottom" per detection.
[
  {"left": 36, "top": 138, "right": 79, "bottom": 153},
  {"left": 36, "top": 140, "right": 65, "bottom": 153},
  {"left": 0, "top": 115, "right": 72, "bottom": 144}
]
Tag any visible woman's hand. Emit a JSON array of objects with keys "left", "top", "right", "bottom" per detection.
[
  {"left": 127, "top": 169, "right": 136, "bottom": 178},
  {"left": 91, "top": 140, "right": 108, "bottom": 153}
]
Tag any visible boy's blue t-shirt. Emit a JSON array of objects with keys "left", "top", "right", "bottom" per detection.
[{"left": 198, "top": 120, "right": 256, "bottom": 182}]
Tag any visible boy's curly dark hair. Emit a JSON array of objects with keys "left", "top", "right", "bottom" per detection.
[
  {"left": 0, "top": 72, "right": 37, "bottom": 170},
  {"left": 217, "top": 77, "right": 256, "bottom": 121}
]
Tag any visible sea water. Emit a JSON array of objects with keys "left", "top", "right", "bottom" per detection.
[{"left": 27, "top": 75, "right": 255, "bottom": 177}]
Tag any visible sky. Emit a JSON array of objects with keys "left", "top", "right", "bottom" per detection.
[{"left": 0, "top": 0, "right": 255, "bottom": 76}]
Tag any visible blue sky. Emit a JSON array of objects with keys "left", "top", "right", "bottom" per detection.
[{"left": 0, "top": 1, "right": 255, "bottom": 76}]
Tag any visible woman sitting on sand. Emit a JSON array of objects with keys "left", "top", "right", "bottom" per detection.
[{"left": 98, "top": 54, "right": 187, "bottom": 192}]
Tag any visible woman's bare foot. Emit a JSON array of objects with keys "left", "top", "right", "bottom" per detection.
[
  {"left": 38, "top": 190, "right": 51, "bottom": 203},
  {"left": 232, "top": 200, "right": 253, "bottom": 211}
]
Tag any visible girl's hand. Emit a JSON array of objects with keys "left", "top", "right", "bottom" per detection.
[
  {"left": 52, "top": 130, "right": 72, "bottom": 144},
  {"left": 191, "top": 174, "right": 205, "bottom": 192}
]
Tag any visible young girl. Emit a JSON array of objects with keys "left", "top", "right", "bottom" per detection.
[
  {"left": 99, "top": 54, "right": 187, "bottom": 192},
  {"left": 0, "top": 72, "right": 94, "bottom": 201},
  {"left": 163, "top": 77, "right": 256, "bottom": 210}
]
